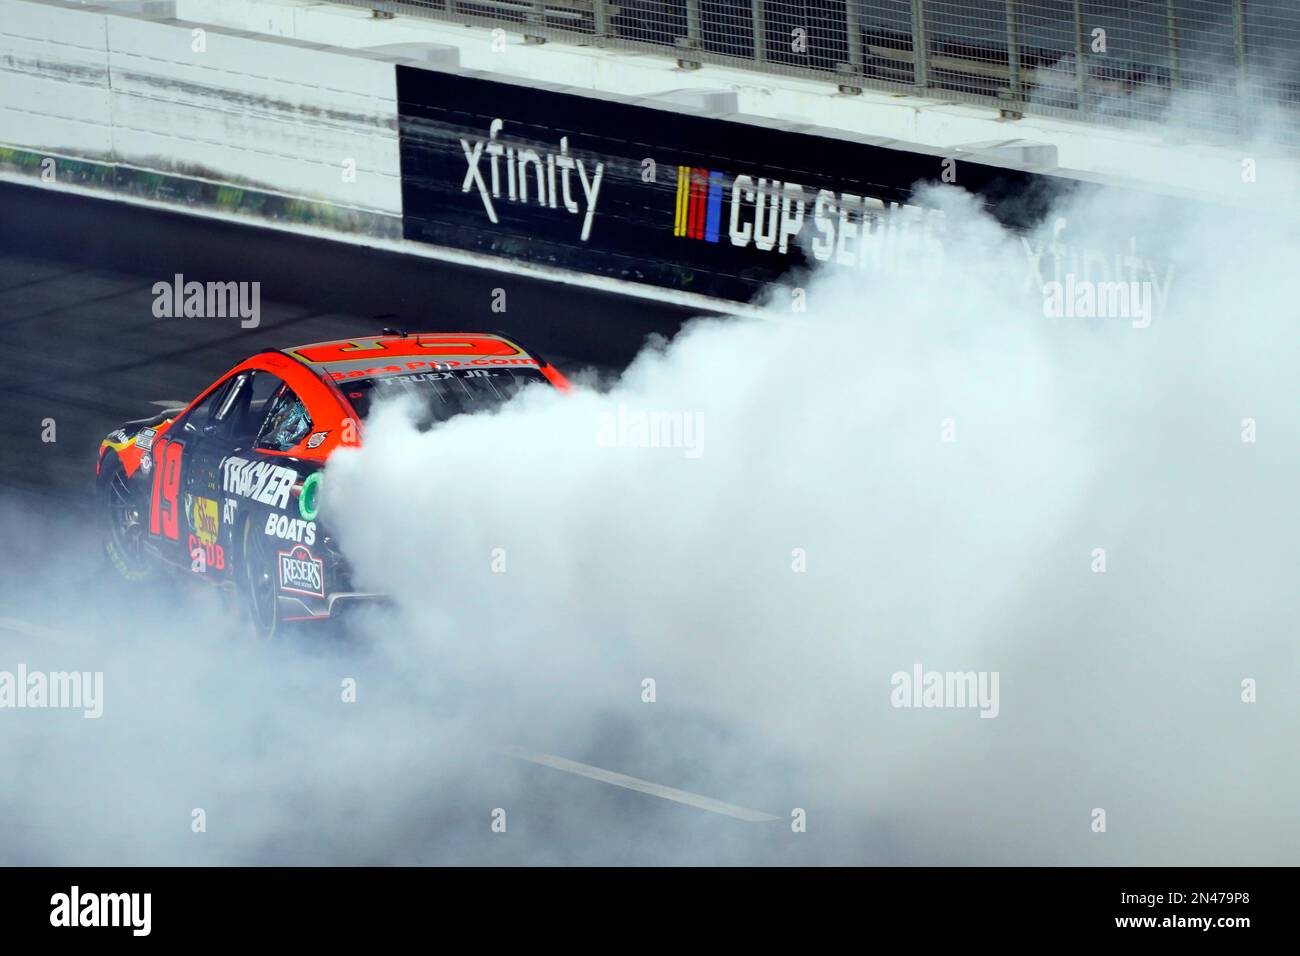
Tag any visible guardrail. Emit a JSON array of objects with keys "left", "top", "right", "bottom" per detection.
[{"left": 345, "top": 0, "right": 1300, "bottom": 144}]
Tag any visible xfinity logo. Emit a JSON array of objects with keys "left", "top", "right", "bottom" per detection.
[
  {"left": 279, "top": 545, "right": 324, "bottom": 597},
  {"left": 1024, "top": 220, "right": 1174, "bottom": 320},
  {"left": 460, "top": 119, "right": 604, "bottom": 240},
  {"left": 50, "top": 886, "right": 151, "bottom": 936}
]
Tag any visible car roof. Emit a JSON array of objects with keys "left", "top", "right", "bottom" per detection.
[{"left": 281, "top": 332, "right": 544, "bottom": 381}]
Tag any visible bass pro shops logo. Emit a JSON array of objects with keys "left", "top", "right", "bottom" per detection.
[{"left": 461, "top": 119, "right": 604, "bottom": 241}]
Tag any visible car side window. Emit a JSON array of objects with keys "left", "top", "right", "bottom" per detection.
[
  {"left": 181, "top": 378, "right": 236, "bottom": 435},
  {"left": 256, "top": 385, "right": 313, "bottom": 452},
  {"left": 226, "top": 370, "right": 286, "bottom": 447}
]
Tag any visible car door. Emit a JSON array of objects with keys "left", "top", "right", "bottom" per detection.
[
  {"left": 147, "top": 376, "right": 236, "bottom": 569},
  {"left": 176, "top": 372, "right": 251, "bottom": 577},
  {"left": 244, "top": 381, "right": 320, "bottom": 604},
  {"left": 183, "top": 369, "right": 286, "bottom": 579}
]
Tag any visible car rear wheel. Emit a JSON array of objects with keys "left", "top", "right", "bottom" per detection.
[
  {"left": 99, "top": 454, "right": 155, "bottom": 582},
  {"left": 241, "top": 517, "right": 281, "bottom": 639}
]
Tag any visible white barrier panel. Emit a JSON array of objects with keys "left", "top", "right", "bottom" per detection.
[
  {"left": 0, "top": 0, "right": 402, "bottom": 233},
  {"left": 104, "top": 15, "right": 399, "bottom": 213},
  {"left": 0, "top": 0, "right": 113, "bottom": 159}
]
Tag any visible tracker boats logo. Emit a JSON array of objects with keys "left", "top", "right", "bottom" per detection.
[
  {"left": 279, "top": 544, "right": 324, "bottom": 597},
  {"left": 461, "top": 119, "right": 605, "bottom": 240},
  {"left": 222, "top": 456, "right": 297, "bottom": 510},
  {"left": 265, "top": 512, "right": 316, "bottom": 545}
]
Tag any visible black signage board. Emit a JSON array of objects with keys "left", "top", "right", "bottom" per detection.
[{"left": 396, "top": 65, "right": 1087, "bottom": 303}]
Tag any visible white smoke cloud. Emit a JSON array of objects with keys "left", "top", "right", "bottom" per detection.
[
  {"left": 321, "top": 180, "right": 1300, "bottom": 864},
  {"left": 1, "top": 162, "right": 1297, "bottom": 866}
]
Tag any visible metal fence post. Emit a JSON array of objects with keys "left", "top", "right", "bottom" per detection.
[
  {"left": 1231, "top": 0, "right": 1249, "bottom": 131},
  {"left": 1072, "top": 0, "right": 1087, "bottom": 109},
  {"left": 1231, "top": 0, "right": 1248, "bottom": 97},
  {"left": 844, "top": 0, "right": 861, "bottom": 72},
  {"left": 527, "top": 0, "right": 546, "bottom": 40},
  {"left": 1164, "top": 0, "right": 1179, "bottom": 92},
  {"left": 753, "top": 0, "right": 767, "bottom": 63},
  {"left": 1005, "top": 0, "right": 1020, "bottom": 99},
  {"left": 686, "top": 0, "right": 702, "bottom": 49},
  {"left": 910, "top": 0, "right": 928, "bottom": 90},
  {"left": 592, "top": 0, "right": 608, "bottom": 41}
]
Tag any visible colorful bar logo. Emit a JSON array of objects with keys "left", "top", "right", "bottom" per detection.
[{"left": 674, "top": 166, "right": 724, "bottom": 242}]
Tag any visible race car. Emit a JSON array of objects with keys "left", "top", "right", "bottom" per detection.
[{"left": 95, "top": 331, "right": 570, "bottom": 637}]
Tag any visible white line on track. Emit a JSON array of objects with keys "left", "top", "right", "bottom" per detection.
[
  {"left": 0, "top": 614, "right": 778, "bottom": 824},
  {"left": 149, "top": 400, "right": 185, "bottom": 409},
  {"left": 498, "top": 745, "right": 780, "bottom": 823}
]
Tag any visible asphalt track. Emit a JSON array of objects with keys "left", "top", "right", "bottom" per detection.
[
  {"left": 0, "top": 181, "right": 700, "bottom": 505},
  {"left": 0, "top": 182, "right": 820, "bottom": 866}
]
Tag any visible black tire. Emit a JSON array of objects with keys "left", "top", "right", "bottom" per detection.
[
  {"left": 241, "top": 516, "right": 281, "bottom": 640},
  {"left": 98, "top": 453, "right": 156, "bottom": 582}
]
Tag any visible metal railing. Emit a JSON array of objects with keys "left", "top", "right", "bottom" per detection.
[{"left": 349, "top": 0, "right": 1300, "bottom": 144}]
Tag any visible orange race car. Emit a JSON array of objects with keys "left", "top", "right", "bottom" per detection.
[{"left": 95, "top": 331, "right": 569, "bottom": 637}]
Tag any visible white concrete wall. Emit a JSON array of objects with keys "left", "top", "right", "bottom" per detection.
[
  {"left": 0, "top": 1, "right": 114, "bottom": 160},
  {"left": 0, "top": 0, "right": 402, "bottom": 219}
]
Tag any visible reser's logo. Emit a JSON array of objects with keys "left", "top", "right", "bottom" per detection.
[
  {"left": 279, "top": 544, "right": 324, "bottom": 597},
  {"left": 461, "top": 119, "right": 605, "bottom": 241}
]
